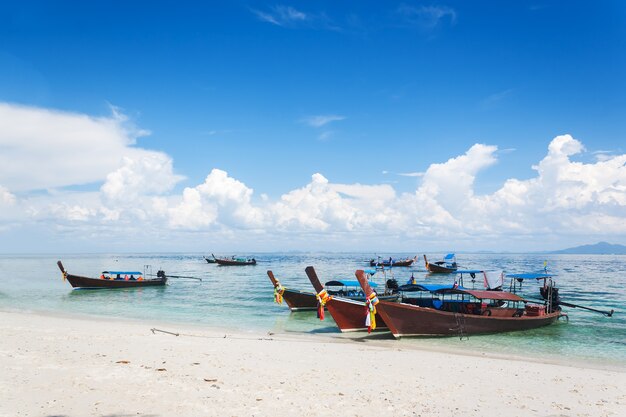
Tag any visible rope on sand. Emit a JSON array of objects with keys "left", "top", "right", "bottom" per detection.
[{"left": 151, "top": 328, "right": 180, "bottom": 336}]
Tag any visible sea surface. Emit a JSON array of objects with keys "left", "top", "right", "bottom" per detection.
[{"left": 1, "top": 253, "right": 625, "bottom": 368}]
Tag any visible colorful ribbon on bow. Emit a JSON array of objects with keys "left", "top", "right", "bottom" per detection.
[
  {"left": 365, "top": 292, "right": 379, "bottom": 333},
  {"left": 274, "top": 282, "right": 285, "bottom": 305},
  {"left": 316, "top": 289, "right": 332, "bottom": 320}
]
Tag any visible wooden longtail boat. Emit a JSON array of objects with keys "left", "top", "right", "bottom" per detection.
[
  {"left": 267, "top": 270, "right": 319, "bottom": 311},
  {"left": 212, "top": 254, "right": 256, "bottom": 266},
  {"left": 368, "top": 255, "right": 417, "bottom": 267},
  {"left": 57, "top": 261, "right": 167, "bottom": 289},
  {"left": 355, "top": 269, "right": 564, "bottom": 338},
  {"left": 203, "top": 256, "right": 217, "bottom": 264},
  {"left": 424, "top": 253, "right": 458, "bottom": 273},
  {"left": 305, "top": 266, "right": 399, "bottom": 332},
  {"left": 267, "top": 269, "right": 398, "bottom": 312}
]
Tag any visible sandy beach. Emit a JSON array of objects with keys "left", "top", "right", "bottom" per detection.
[{"left": 1, "top": 310, "right": 624, "bottom": 417}]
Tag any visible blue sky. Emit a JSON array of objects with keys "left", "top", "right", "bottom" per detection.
[{"left": 1, "top": 1, "right": 625, "bottom": 252}]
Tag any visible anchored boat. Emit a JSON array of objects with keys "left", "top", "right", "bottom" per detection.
[
  {"left": 424, "top": 253, "right": 458, "bottom": 273},
  {"left": 57, "top": 261, "right": 167, "bottom": 289},
  {"left": 355, "top": 269, "right": 566, "bottom": 338}
]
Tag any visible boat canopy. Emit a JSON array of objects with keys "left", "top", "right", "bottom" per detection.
[
  {"left": 325, "top": 280, "right": 378, "bottom": 288},
  {"left": 455, "top": 269, "right": 484, "bottom": 274},
  {"left": 434, "top": 288, "right": 525, "bottom": 302},
  {"left": 102, "top": 271, "right": 143, "bottom": 275},
  {"left": 363, "top": 269, "right": 378, "bottom": 275},
  {"left": 398, "top": 283, "right": 462, "bottom": 292},
  {"left": 506, "top": 273, "right": 554, "bottom": 280},
  {"left": 444, "top": 253, "right": 456, "bottom": 261}
]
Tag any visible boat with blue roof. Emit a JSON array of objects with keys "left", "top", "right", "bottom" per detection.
[
  {"left": 57, "top": 261, "right": 167, "bottom": 289},
  {"left": 355, "top": 269, "right": 567, "bottom": 338},
  {"left": 424, "top": 253, "right": 458, "bottom": 273}
]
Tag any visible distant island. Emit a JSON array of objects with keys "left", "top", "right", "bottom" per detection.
[{"left": 549, "top": 241, "right": 626, "bottom": 255}]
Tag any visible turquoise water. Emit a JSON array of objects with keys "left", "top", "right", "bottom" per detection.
[{"left": 1, "top": 253, "right": 625, "bottom": 367}]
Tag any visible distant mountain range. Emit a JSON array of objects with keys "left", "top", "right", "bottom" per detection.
[{"left": 548, "top": 241, "right": 626, "bottom": 255}]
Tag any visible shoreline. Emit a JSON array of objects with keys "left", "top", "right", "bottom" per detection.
[{"left": 3, "top": 306, "right": 625, "bottom": 372}]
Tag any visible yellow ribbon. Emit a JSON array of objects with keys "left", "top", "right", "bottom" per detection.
[
  {"left": 316, "top": 289, "right": 332, "bottom": 320},
  {"left": 274, "top": 283, "right": 285, "bottom": 304},
  {"left": 316, "top": 289, "right": 332, "bottom": 306},
  {"left": 365, "top": 292, "right": 379, "bottom": 333}
]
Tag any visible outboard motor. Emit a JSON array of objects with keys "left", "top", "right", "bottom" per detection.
[
  {"left": 386, "top": 278, "right": 399, "bottom": 293},
  {"left": 157, "top": 270, "right": 166, "bottom": 279},
  {"left": 540, "top": 283, "right": 561, "bottom": 313}
]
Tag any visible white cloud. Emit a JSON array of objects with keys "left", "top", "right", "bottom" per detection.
[
  {"left": 167, "top": 169, "right": 265, "bottom": 230},
  {"left": 101, "top": 154, "right": 183, "bottom": 201},
  {"left": 1, "top": 103, "right": 625, "bottom": 253},
  {"left": 0, "top": 102, "right": 164, "bottom": 192},
  {"left": 252, "top": 6, "right": 307, "bottom": 27},
  {"left": 302, "top": 115, "right": 346, "bottom": 128},
  {"left": 397, "top": 5, "right": 457, "bottom": 30},
  {"left": 0, "top": 185, "right": 16, "bottom": 206}
]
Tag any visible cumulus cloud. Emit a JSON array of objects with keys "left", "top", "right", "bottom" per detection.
[
  {"left": 0, "top": 102, "right": 167, "bottom": 192},
  {"left": 168, "top": 169, "right": 265, "bottom": 230},
  {"left": 101, "top": 154, "right": 183, "bottom": 201},
  {"left": 1, "top": 105, "right": 625, "bottom": 252}
]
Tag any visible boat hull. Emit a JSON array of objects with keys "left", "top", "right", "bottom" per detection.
[
  {"left": 66, "top": 274, "right": 167, "bottom": 289},
  {"left": 282, "top": 290, "right": 319, "bottom": 311},
  {"left": 376, "top": 302, "right": 562, "bottom": 337},
  {"left": 327, "top": 297, "right": 392, "bottom": 332},
  {"left": 425, "top": 263, "right": 457, "bottom": 273},
  {"left": 215, "top": 259, "right": 256, "bottom": 266}
]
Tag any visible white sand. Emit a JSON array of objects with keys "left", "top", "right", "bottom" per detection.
[{"left": 1, "top": 310, "right": 624, "bottom": 417}]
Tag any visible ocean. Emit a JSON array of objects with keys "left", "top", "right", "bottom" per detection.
[{"left": 1, "top": 252, "right": 624, "bottom": 367}]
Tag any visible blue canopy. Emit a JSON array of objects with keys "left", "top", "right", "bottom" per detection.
[
  {"left": 102, "top": 271, "right": 143, "bottom": 275},
  {"left": 363, "top": 269, "right": 378, "bottom": 275},
  {"left": 325, "top": 280, "right": 378, "bottom": 288},
  {"left": 456, "top": 269, "right": 484, "bottom": 274},
  {"left": 399, "top": 283, "right": 464, "bottom": 292},
  {"left": 506, "top": 273, "right": 554, "bottom": 280},
  {"left": 444, "top": 253, "right": 456, "bottom": 260}
]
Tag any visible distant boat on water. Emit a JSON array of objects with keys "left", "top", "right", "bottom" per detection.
[
  {"left": 424, "top": 253, "right": 458, "bottom": 273},
  {"left": 368, "top": 255, "right": 417, "bottom": 267},
  {"left": 212, "top": 254, "right": 257, "bottom": 266},
  {"left": 56, "top": 261, "right": 167, "bottom": 289}
]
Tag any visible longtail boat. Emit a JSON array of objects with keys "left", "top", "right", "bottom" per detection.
[
  {"left": 424, "top": 253, "right": 458, "bottom": 273},
  {"left": 369, "top": 255, "right": 417, "bottom": 267},
  {"left": 212, "top": 254, "right": 257, "bottom": 266},
  {"left": 305, "top": 266, "right": 399, "bottom": 332},
  {"left": 355, "top": 269, "right": 566, "bottom": 338},
  {"left": 267, "top": 270, "right": 319, "bottom": 311},
  {"left": 268, "top": 269, "right": 397, "bottom": 312},
  {"left": 57, "top": 261, "right": 167, "bottom": 289},
  {"left": 203, "top": 256, "right": 217, "bottom": 264}
]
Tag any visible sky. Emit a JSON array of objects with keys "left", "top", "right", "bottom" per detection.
[{"left": 0, "top": 1, "right": 625, "bottom": 253}]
